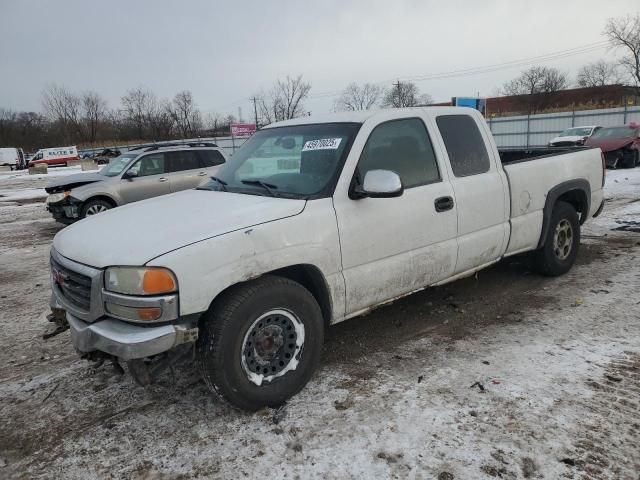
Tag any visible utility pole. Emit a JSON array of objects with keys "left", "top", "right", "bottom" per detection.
[
  {"left": 393, "top": 80, "right": 402, "bottom": 108},
  {"left": 252, "top": 97, "right": 259, "bottom": 128}
]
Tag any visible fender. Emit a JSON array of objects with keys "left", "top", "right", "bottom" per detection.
[{"left": 538, "top": 179, "right": 590, "bottom": 248}]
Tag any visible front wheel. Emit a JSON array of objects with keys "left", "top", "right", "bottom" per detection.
[
  {"left": 197, "top": 275, "right": 324, "bottom": 411},
  {"left": 532, "top": 201, "right": 580, "bottom": 276},
  {"left": 81, "top": 198, "right": 112, "bottom": 218}
]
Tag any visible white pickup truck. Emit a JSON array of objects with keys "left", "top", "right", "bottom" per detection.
[{"left": 50, "top": 107, "right": 605, "bottom": 410}]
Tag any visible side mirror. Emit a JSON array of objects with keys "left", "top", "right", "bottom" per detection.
[
  {"left": 356, "top": 169, "right": 403, "bottom": 198},
  {"left": 122, "top": 170, "right": 138, "bottom": 180}
]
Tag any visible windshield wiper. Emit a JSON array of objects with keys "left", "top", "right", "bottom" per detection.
[
  {"left": 241, "top": 179, "right": 279, "bottom": 197},
  {"left": 199, "top": 176, "right": 228, "bottom": 192}
]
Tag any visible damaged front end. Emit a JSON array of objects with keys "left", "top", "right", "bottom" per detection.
[
  {"left": 46, "top": 194, "right": 83, "bottom": 223},
  {"left": 46, "top": 248, "right": 200, "bottom": 385}
]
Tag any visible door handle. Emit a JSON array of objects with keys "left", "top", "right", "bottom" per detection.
[
  {"left": 158, "top": 177, "right": 168, "bottom": 182},
  {"left": 434, "top": 196, "right": 454, "bottom": 212},
  {"left": 198, "top": 172, "right": 207, "bottom": 176}
]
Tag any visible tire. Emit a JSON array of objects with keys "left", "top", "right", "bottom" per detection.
[
  {"left": 622, "top": 151, "right": 637, "bottom": 169},
  {"left": 80, "top": 198, "right": 112, "bottom": 218},
  {"left": 532, "top": 201, "right": 580, "bottom": 277},
  {"left": 197, "top": 275, "right": 324, "bottom": 411}
]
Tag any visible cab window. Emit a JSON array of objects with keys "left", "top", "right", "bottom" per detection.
[
  {"left": 356, "top": 118, "right": 440, "bottom": 189},
  {"left": 436, "top": 115, "right": 491, "bottom": 177}
]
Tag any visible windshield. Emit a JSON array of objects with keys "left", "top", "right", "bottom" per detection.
[
  {"left": 99, "top": 154, "right": 138, "bottom": 177},
  {"left": 559, "top": 127, "right": 592, "bottom": 137},
  {"left": 200, "top": 123, "right": 360, "bottom": 199},
  {"left": 591, "top": 127, "right": 638, "bottom": 140}
]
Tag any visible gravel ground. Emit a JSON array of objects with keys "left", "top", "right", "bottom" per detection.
[{"left": 0, "top": 168, "right": 639, "bottom": 479}]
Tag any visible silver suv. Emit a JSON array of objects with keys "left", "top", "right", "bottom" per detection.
[{"left": 45, "top": 142, "right": 227, "bottom": 223}]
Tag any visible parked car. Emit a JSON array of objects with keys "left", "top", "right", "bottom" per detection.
[
  {"left": 548, "top": 126, "right": 600, "bottom": 147},
  {"left": 29, "top": 146, "right": 79, "bottom": 167},
  {"left": 45, "top": 142, "right": 227, "bottom": 223},
  {"left": 585, "top": 123, "right": 640, "bottom": 168},
  {"left": 93, "top": 148, "right": 122, "bottom": 165},
  {"left": 50, "top": 107, "right": 605, "bottom": 411},
  {"left": 0, "top": 147, "right": 27, "bottom": 170}
]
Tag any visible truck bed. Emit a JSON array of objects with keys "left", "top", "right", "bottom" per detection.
[
  {"left": 502, "top": 147, "right": 604, "bottom": 256},
  {"left": 498, "top": 146, "right": 591, "bottom": 164}
]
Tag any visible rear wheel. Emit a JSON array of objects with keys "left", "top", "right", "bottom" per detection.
[
  {"left": 81, "top": 198, "right": 112, "bottom": 218},
  {"left": 532, "top": 201, "right": 580, "bottom": 276},
  {"left": 197, "top": 275, "right": 324, "bottom": 411},
  {"left": 622, "top": 151, "right": 638, "bottom": 168}
]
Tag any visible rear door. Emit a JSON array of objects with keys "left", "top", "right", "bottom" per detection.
[
  {"left": 165, "top": 150, "right": 205, "bottom": 192},
  {"left": 333, "top": 114, "right": 458, "bottom": 316},
  {"left": 433, "top": 112, "right": 510, "bottom": 274},
  {"left": 118, "top": 152, "right": 171, "bottom": 203}
]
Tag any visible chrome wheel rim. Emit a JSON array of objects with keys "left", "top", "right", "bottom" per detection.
[
  {"left": 553, "top": 219, "right": 573, "bottom": 260},
  {"left": 86, "top": 204, "right": 109, "bottom": 215},
  {"left": 241, "top": 309, "right": 305, "bottom": 386}
]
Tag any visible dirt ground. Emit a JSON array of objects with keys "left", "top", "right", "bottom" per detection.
[{"left": 0, "top": 168, "right": 639, "bottom": 479}]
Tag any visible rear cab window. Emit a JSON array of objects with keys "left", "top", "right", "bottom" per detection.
[{"left": 436, "top": 115, "right": 491, "bottom": 177}]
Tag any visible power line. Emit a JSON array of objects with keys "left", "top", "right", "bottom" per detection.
[
  {"left": 203, "top": 40, "right": 611, "bottom": 111},
  {"left": 307, "top": 40, "right": 610, "bottom": 99}
]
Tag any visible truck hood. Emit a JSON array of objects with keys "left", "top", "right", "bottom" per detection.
[
  {"left": 549, "top": 135, "right": 584, "bottom": 144},
  {"left": 45, "top": 172, "right": 105, "bottom": 193},
  {"left": 53, "top": 190, "right": 306, "bottom": 267},
  {"left": 584, "top": 137, "right": 634, "bottom": 153}
]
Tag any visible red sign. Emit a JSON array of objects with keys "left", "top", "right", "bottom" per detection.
[{"left": 231, "top": 123, "right": 257, "bottom": 137}]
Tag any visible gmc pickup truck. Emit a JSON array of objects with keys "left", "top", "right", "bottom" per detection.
[{"left": 50, "top": 107, "right": 605, "bottom": 411}]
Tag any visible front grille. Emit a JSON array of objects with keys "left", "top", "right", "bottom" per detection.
[
  {"left": 51, "top": 258, "right": 92, "bottom": 311},
  {"left": 551, "top": 141, "right": 578, "bottom": 147}
]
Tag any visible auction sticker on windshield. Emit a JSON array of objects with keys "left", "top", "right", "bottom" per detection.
[{"left": 302, "top": 138, "right": 342, "bottom": 151}]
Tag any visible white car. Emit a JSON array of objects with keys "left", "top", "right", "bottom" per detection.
[
  {"left": 548, "top": 126, "right": 600, "bottom": 147},
  {"left": 50, "top": 107, "right": 605, "bottom": 411}
]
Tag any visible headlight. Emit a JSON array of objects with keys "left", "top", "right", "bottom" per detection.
[
  {"left": 105, "top": 267, "right": 177, "bottom": 295},
  {"left": 46, "top": 191, "right": 70, "bottom": 204}
]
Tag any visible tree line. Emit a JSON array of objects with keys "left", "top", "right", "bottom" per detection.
[{"left": 1, "top": 13, "right": 638, "bottom": 151}]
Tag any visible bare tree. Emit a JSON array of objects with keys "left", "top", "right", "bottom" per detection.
[
  {"left": 204, "top": 112, "right": 223, "bottom": 133},
  {"left": 604, "top": 14, "right": 640, "bottom": 89},
  {"left": 149, "top": 100, "right": 176, "bottom": 140},
  {"left": 257, "top": 75, "right": 311, "bottom": 124},
  {"left": 336, "top": 83, "right": 383, "bottom": 111},
  {"left": 576, "top": 60, "right": 622, "bottom": 87},
  {"left": 382, "top": 81, "right": 432, "bottom": 108},
  {"left": 121, "top": 87, "right": 158, "bottom": 139},
  {"left": 81, "top": 91, "right": 108, "bottom": 144},
  {"left": 169, "top": 90, "right": 201, "bottom": 138},
  {"left": 502, "top": 66, "right": 568, "bottom": 113},
  {"left": 42, "top": 84, "right": 83, "bottom": 142},
  {"left": 503, "top": 66, "right": 568, "bottom": 96}
]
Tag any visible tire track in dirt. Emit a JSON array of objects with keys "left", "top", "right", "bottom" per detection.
[{"left": 561, "top": 352, "right": 640, "bottom": 479}]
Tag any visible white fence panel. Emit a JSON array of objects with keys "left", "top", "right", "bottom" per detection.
[{"left": 488, "top": 106, "right": 640, "bottom": 148}]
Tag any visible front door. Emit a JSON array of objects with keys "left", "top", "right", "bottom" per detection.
[
  {"left": 118, "top": 152, "right": 171, "bottom": 204},
  {"left": 333, "top": 115, "right": 459, "bottom": 317}
]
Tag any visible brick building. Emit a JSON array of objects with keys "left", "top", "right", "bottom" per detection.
[{"left": 433, "top": 85, "right": 640, "bottom": 117}]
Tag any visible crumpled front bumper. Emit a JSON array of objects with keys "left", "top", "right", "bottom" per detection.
[
  {"left": 67, "top": 313, "right": 198, "bottom": 361},
  {"left": 46, "top": 197, "right": 81, "bottom": 222}
]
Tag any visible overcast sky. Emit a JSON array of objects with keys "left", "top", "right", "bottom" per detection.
[{"left": 0, "top": 0, "right": 637, "bottom": 120}]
